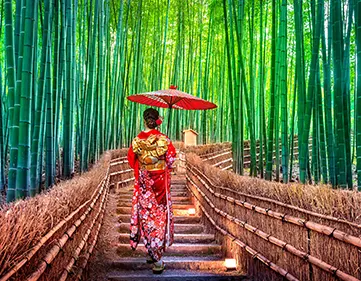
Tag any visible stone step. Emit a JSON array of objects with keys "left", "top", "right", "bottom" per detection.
[
  {"left": 108, "top": 256, "right": 225, "bottom": 271},
  {"left": 117, "top": 214, "right": 201, "bottom": 223},
  {"left": 118, "top": 185, "right": 187, "bottom": 191},
  {"left": 118, "top": 194, "right": 133, "bottom": 200},
  {"left": 171, "top": 188, "right": 188, "bottom": 193},
  {"left": 118, "top": 186, "right": 133, "bottom": 191},
  {"left": 116, "top": 243, "right": 221, "bottom": 257},
  {"left": 172, "top": 182, "right": 187, "bottom": 185},
  {"left": 117, "top": 204, "right": 194, "bottom": 213},
  {"left": 118, "top": 223, "right": 204, "bottom": 234},
  {"left": 117, "top": 184, "right": 187, "bottom": 190},
  {"left": 118, "top": 200, "right": 192, "bottom": 207},
  {"left": 171, "top": 181, "right": 186, "bottom": 184},
  {"left": 117, "top": 207, "right": 132, "bottom": 215},
  {"left": 118, "top": 214, "right": 201, "bottom": 224},
  {"left": 116, "top": 184, "right": 186, "bottom": 191},
  {"left": 171, "top": 196, "right": 191, "bottom": 203},
  {"left": 118, "top": 202, "right": 132, "bottom": 207},
  {"left": 107, "top": 269, "right": 245, "bottom": 281},
  {"left": 117, "top": 207, "right": 191, "bottom": 217},
  {"left": 117, "top": 192, "right": 189, "bottom": 199},
  {"left": 119, "top": 233, "right": 215, "bottom": 244},
  {"left": 171, "top": 191, "right": 189, "bottom": 197},
  {"left": 172, "top": 204, "right": 194, "bottom": 210},
  {"left": 171, "top": 185, "right": 187, "bottom": 189},
  {"left": 117, "top": 184, "right": 186, "bottom": 189},
  {"left": 172, "top": 183, "right": 186, "bottom": 186},
  {"left": 118, "top": 196, "right": 190, "bottom": 201}
]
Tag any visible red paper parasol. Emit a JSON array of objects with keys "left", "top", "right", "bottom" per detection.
[
  {"left": 127, "top": 85, "right": 217, "bottom": 110},
  {"left": 127, "top": 85, "right": 217, "bottom": 134}
]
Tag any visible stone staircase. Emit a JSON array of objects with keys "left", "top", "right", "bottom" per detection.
[{"left": 106, "top": 177, "right": 247, "bottom": 281}]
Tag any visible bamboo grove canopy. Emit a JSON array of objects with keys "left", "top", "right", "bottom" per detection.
[{"left": 0, "top": 0, "right": 361, "bottom": 203}]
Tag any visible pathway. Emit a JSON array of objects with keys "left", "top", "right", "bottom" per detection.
[{"left": 104, "top": 175, "right": 247, "bottom": 280}]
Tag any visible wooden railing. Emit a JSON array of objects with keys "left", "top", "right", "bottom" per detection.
[
  {"left": 1, "top": 142, "right": 342, "bottom": 281},
  {"left": 0, "top": 176, "right": 110, "bottom": 281},
  {"left": 109, "top": 156, "right": 134, "bottom": 190},
  {"left": 185, "top": 156, "right": 361, "bottom": 281}
]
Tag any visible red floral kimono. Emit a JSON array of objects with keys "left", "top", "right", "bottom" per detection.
[{"left": 127, "top": 129, "right": 176, "bottom": 261}]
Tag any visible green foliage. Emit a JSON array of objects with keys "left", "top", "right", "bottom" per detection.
[{"left": 0, "top": 0, "right": 360, "bottom": 203}]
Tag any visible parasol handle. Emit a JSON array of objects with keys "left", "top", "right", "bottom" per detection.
[{"left": 167, "top": 105, "right": 172, "bottom": 136}]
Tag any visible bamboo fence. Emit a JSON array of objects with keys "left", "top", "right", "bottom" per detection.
[
  {"left": 0, "top": 148, "right": 132, "bottom": 281},
  {"left": 185, "top": 150, "right": 361, "bottom": 281}
]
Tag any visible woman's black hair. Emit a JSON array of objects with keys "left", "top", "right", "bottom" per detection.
[{"left": 143, "top": 108, "right": 159, "bottom": 129}]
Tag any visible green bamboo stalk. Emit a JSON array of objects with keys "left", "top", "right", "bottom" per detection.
[
  {"left": 321, "top": 1, "right": 335, "bottom": 186},
  {"left": 70, "top": 0, "right": 77, "bottom": 172},
  {"left": 247, "top": 0, "right": 257, "bottom": 177},
  {"left": 258, "top": 0, "right": 265, "bottom": 178},
  {"left": 293, "top": 0, "right": 306, "bottom": 183},
  {"left": 201, "top": 12, "right": 212, "bottom": 144},
  {"left": 289, "top": 71, "right": 297, "bottom": 180},
  {"left": 4, "top": 0, "right": 17, "bottom": 202},
  {"left": 342, "top": 1, "right": 354, "bottom": 189},
  {"left": 222, "top": 0, "right": 237, "bottom": 173},
  {"left": 16, "top": 0, "right": 38, "bottom": 199},
  {"left": 81, "top": 0, "right": 99, "bottom": 171},
  {"left": 159, "top": 0, "right": 170, "bottom": 89},
  {"left": 30, "top": 0, "right": 52, "bottom": 196},
  {"left": 317, "top": 69, "right": 328, "bottom": 183},
  {"left": 0, "top": 66, "right": 4, "bottom": 193},
  {"left": 98, "top": 0, "right": 105, "bottom": 156},
  {"left": 331, "top": 0, "right": 347, "bottom": 188},
  {"left": 300, "top": 0, "right": 323, "bottom": 185},
  {"left": 63, "top": 0, "right": 73, "bottom": 178},
  {"left": 279, "top": 0, "right": 288, "bottom": 183},
  {"left": 52, "top": 0, "right": 60, "bottom": 179},
  {"left": 108, "top": 0, "right": 124, "bottom": 148},
  {"left": 56, "top": 0, "right": 66, "bottom": 176},
  {"left": 45, "top": 35, "right": 54, "bottom": 188},
  {"left": 265, "top": 0, "right": 277, "bottom": 181},
  {"left": 14, "top": 0, "right": 23, "bottom": 68},
  {"left": 312, "top": 68, "right": 320, "bottom": 184},
  {"left": 356, "top": 0, "right": 361, "bottom": 190},
  {"left": 230, "top": 0, "right": 246, "bottom": 175}
]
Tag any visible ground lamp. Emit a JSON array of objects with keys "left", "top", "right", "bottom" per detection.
[
  {"left": 224, "top": 258, "right": 237, "bottom": 271},
  {"left": 188, "top": 208, "right": 196, "bottom": 216}
]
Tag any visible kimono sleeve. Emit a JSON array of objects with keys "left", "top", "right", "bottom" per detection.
[
  {"left": 166, "top": 140, "right": 177, "bottom": 169},
  {"left": 127, "top": 144, "right": 137, "bottom": 169}
]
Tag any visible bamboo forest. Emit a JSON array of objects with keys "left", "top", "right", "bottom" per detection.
[{"left": 0, "top": 0, "right": 360, "bottom": 203}]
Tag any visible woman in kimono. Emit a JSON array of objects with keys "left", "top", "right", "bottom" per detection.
[{"left": 127, "top": 108, "right": 176, "bottom": 274}]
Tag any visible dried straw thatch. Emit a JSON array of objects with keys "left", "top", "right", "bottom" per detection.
[
  {"left": 186, "top": 152, "right": 361, "bottom": 281},
  {"left": 183, "top": 142, "right": 231, "bottom": 157},
  {"left": 186, "top": 153, "right": 361, "bottom": 225},
  {"left": 0, "top": 148, "right": 128, "bottom": 280}
]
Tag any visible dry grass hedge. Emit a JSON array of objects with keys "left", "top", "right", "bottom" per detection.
[
  {"left": 186, "top": 152, "right": 361, "bottom": 281},
  {"left": 186, "top": 153, "right": 361, "bottom": 224},
  {"left": 0, "top": 149, "right": 128, "bottom": 278},
  {"left": 183, "top": 142, "right": 231, "bottom": 157},
  {"left": 173, "top": 141, "right": 184, "bottom": 150}
]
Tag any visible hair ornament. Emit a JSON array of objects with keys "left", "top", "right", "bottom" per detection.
[{"left": 156, "top": 118, "right": 162, "bottom": 125}]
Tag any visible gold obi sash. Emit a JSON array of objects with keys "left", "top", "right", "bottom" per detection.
[
  {"left": 132, "top": 134, "right": 168, "bottom": 171},
  {"left": 140, "top": 160, "right": 166, "bottom": 171}
]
